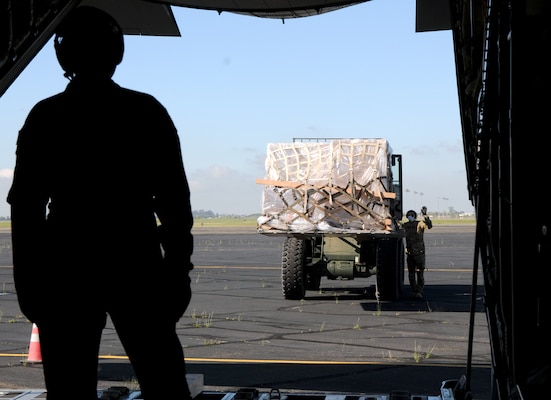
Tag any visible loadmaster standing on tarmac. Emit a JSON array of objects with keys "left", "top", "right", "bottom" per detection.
[
  {"left": 7, "top": 6, "right": 194, "bottom": 400},
  {"left": 403, "top": 207, "right": 432, "bottom": 299}
]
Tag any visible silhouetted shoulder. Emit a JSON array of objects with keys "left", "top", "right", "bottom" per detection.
[
  {"left": 15, "top": 92, "right": 67, "bottom": 146},
  {"left": 116, "top": 85, "right": 168, "bottom": 111}
]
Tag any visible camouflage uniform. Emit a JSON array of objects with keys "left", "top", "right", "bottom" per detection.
[{"left": 403, "top": 214, "right": 432, "bottom": 297}]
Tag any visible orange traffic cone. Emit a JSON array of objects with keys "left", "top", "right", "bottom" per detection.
[{"left": 25, "top": 323, "right": 42, "bottom": 363}]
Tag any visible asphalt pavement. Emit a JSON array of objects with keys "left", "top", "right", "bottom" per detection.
[{"left": 0, "top": 224, "right": 492, "bottom": 399}]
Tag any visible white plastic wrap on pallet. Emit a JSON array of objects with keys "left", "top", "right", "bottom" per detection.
[{"left": 258, "top": 139, "right": 395, "bottom": 233}]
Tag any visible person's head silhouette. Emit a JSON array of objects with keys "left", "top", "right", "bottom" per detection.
[{"left": 54, "top": 6, "right": 124, "bottom": 80}]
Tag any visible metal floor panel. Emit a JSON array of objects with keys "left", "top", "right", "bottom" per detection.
[
  {"left": 0, "top": 389, "right": 448, "bottom": 400},
  {"left": 0, "top": 377, "right": 460, "bottom": 400}
]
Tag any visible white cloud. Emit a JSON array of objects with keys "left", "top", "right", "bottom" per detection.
[
  {"left": 188, "top": 164, "right": 264, "bottom": 215},
  {"left": 0, "top": 169, "right": 14, "bottom": 178},
  {"left": 0, "top": 176, "right": 12, "bottom": 217}
]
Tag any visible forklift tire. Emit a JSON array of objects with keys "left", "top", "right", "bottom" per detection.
[
  {"left": 282, "top": 237, "right": 306, "bottom": 299},
  {"left": 305, "top": 271, "right": 321, "bottom": 291},
  {"left": 304, "top": 239, "right": 321, "bottom": 291},
  {"left": 376, "top": 237, "right": 404, "bottom": 301}
]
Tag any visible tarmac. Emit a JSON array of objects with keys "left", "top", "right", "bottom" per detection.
[{"left": 0, "top": 224, "right": 492, "bottom": 399}]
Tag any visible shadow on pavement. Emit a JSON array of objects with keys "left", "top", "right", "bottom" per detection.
[
  {"left": 98, "top": 361, "right": 492, "bottom": 399},
  {"left": 304, "top": 284, "right": 485, "bottom": 313}
]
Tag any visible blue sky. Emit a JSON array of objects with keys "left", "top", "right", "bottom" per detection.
[{"left": 0, "top": 1, "right": 474, "bottom": 218}]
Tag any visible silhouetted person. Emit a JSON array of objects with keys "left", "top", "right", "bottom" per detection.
[
  {"left": 403, "top": 207, "right": 432, "bottom": 299},
  {"left": 7, "top": 6, "right": 194, "bottom": 400}
]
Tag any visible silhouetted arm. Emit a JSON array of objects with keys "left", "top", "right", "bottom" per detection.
[
  {"left": 7, "top": 106, "right": 51, "bottom": 321},
  {"left": 151, "top": 104, "right": 194, "bottom": 272}
]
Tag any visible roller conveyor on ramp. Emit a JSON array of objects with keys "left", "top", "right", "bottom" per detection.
[{"left": 0, "top": 375, "right": 468, "bottom": 400}]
